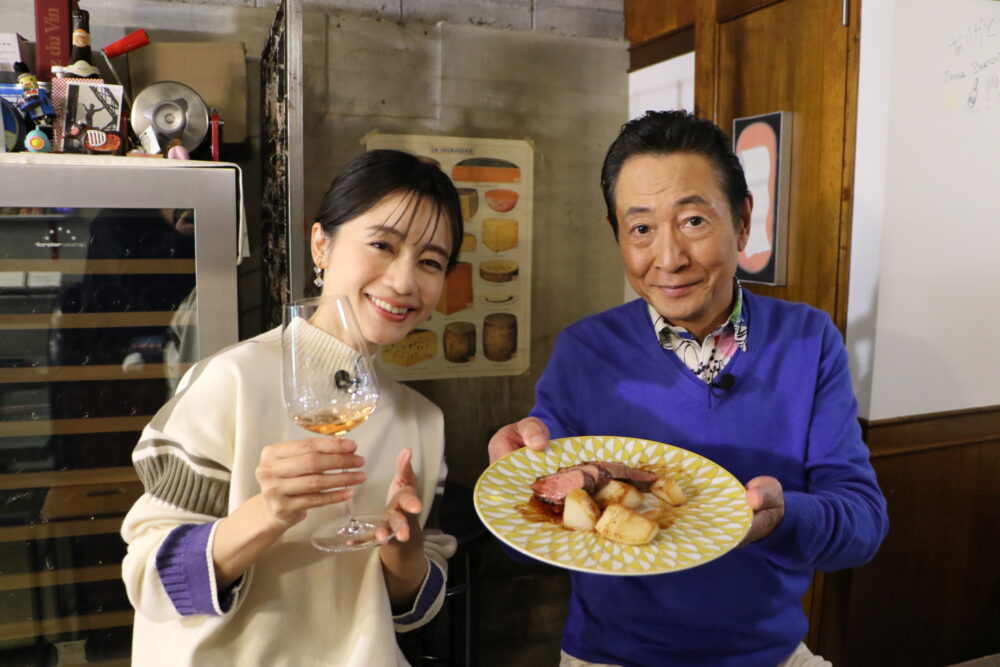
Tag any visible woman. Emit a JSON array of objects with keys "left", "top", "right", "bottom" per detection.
[{"left": 121, "top": 150, "right": 464, "bottom": 666}]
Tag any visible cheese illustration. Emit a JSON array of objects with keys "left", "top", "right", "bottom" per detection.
[
  {"left": 444, "top": 321, "right": 476, "bottom": 363},
  {"left": 482, "top": 293, "right": 515, "bottom": 306},
  {"left": 485, "top": 189, "right": 519, "bottom": 212},
  {"left": 436, "top": 261, "right": 473, "bottom": 315},
  {"left": 461, "top": 232, "right": 477, "bottom": 253},
  {"left": 381, "top": 329, "right": 437, "bottom": 367},
  {"left": 482, "top": 218, "right": 518, "bottom": 252},
  {"left": 457, "top": 188, "right": 478, "bottom": 221},
  {"left": 483, "top": 313, "right": 517, "bottom": 361},
  {"left": 479, "top": 259, "right": 519, "bottom": 283},
  {"left": 452, "top": 157, "right": 521, "bottom": 184}
]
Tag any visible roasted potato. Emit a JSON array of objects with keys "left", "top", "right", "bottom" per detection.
[
  {"left": 594, "top": 503, "right": 659, "bottom": 545},
  {"left": 562, "top": 488, "right": 602, "bottom": 532},
  {"left": 592, "top": 480, "right": 644, "bottom": 510},
  {"left": 651, "top": 476, "right": 686, "bottom": 506}
]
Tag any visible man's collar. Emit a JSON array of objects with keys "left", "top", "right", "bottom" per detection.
[{"left": 648, "top": 283, "right": 748, "bottom": 350}]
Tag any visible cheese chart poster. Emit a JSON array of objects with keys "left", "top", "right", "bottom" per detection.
[{"left": 365, "top": 133, "right": 533, "bottom": 380}]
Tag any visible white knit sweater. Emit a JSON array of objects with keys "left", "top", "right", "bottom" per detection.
[{"left": 121, "top": 325, "right": 455, "bottom": 666}]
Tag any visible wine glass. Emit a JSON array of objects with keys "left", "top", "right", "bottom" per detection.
[{"left": 281, "top": 295, "right": 391, "bottom": 552}]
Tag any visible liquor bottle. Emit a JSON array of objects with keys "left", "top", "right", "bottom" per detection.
[{"left": 64, "top": 9, "right": 101, "bottom": 79}]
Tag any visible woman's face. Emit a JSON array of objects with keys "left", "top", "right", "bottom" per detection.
[{"left": 311, "top": 191, "right": 453, "bottom": 348}]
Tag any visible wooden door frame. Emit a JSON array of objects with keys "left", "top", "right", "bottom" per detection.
[{"left": 694, "top": 0, "right": 862, "bottom": 333}]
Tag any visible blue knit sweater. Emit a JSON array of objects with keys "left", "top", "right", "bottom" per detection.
[{"left": 528, "top": 291, "right": 888, "bottom": 667}]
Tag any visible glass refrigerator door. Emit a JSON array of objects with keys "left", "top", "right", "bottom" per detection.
[{"left": 0, "top": 205, "right": 201, "bottom": 663}]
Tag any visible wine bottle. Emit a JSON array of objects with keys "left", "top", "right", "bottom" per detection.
[{"left": 64, "top": 9, "right": 100, "bottom": 79}]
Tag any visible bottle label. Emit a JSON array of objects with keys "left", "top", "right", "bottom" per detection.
[{"left": 72, "top": 29, "right": 90, "bottom": 48}]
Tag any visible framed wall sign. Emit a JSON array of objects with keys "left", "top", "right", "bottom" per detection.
[{"left": 733, "top": 111, "right": 791, "bottom": 286}]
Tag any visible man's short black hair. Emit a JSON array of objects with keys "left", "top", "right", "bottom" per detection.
[{"left": 600, "top": 110, "right": 749, "bottom": 239}]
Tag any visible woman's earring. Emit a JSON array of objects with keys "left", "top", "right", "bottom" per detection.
[{"left": 313, "top": 266, "right": 324, "bottom": 288}]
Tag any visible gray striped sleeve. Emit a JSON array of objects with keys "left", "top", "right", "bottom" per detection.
[{"left": 133, "top": 439, "right": 231, "bottom": 518}]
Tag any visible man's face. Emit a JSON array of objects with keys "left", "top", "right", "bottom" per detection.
[{"left": 615, "top": 152, "right": 750, "bottom": 340}]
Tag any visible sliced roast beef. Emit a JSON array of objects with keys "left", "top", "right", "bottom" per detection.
[
  {"left": 623, "top": 468, "right": 658, "bottom": 491},
  {"left": 585, "top": 461, "right": 658, "bottom": 492},
  {"left": 531, "top": 468, "right": 590, "bottom": 504},
  {"left": 569, "top": 463, "right": 611, "bottom": 492},
  {"left": 532, "top": 461, "right": 659, "bottom": 503}
]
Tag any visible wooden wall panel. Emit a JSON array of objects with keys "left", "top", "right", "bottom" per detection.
[
  {"left": 814, "top": 407, "right": 1000, "bottom": 666},
  {"left": 695, "top": 0, "right": 856, "bottom": 324},
  {"left": 625, "top": 0, "right": 697, "bottom": 45}
]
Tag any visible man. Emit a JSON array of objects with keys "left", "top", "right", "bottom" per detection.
[{"left": 488, "top": 110, "right": 888, "bottom": 667}]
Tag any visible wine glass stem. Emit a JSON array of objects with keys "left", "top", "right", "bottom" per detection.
[
  {"left": 342, "top": 469, "right": 364, "bottom": 535},
  {"left": 344, "top": 496, "right": 361, "bottom": 530}
]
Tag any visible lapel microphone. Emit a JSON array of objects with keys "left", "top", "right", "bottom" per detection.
[{"left": 710, "top": 373, "right": 735, "bottom": 396}]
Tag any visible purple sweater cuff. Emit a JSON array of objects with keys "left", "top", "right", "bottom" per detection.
[
  {"left": 155, "top": 522, "right": 232, "bottom": 616},
  {"left": 393, "top": 558, "right": 445, "bottom": 626}
]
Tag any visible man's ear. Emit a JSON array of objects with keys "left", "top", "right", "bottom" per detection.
[
  {"left": 736, "top": 194, "right": 752, "bottom": 252},
  {"left": 310, "top": 222, "right": 329, "bottom": 266}
]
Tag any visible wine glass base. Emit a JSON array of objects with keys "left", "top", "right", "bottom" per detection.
[{"left": 311, "top": 513, "right": 397, "bottom": 553}]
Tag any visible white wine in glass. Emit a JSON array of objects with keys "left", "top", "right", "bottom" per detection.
[{"left": 282, "top": 295, "right": 390, "bottom": 552}]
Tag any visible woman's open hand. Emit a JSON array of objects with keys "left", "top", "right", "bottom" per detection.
[
  {"left": 379, "top": 448, "right": 429, "bottom": 610},
  {"left": 254, "top": 437, "right": 366, "bottom": 528},
  {"left": 380, "top": 448, "right": 423, "bottom": 545}
]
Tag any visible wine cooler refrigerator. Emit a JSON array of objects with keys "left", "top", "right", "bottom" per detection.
[{"left": 0, "top": 153, "right": 240, "bottom": 664}]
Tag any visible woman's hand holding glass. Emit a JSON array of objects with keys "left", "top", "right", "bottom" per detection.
[{"left": 254, "top": 437, "right": 367, "bottom": 528}]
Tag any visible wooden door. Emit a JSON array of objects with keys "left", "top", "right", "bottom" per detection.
[
  {"left": 695, "top": 0, "right": 859, "bottom": 330},
  {"left": 694, "top": 1, "right": 861, "bottom": 658}
]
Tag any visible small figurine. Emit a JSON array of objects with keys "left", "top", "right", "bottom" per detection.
[
  {"left": 14, "top": 62, "right": 55, "bottom": 128},
  {"left": 24, "top": 127, "right": 52, "bottom": 152},
  {"left": 166, "top": 138, "right": 189, "bottom": 160},
  {"left": 65, "top": 121, "right": 123, "bottom": 154}
]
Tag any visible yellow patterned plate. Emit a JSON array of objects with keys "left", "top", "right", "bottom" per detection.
[{"left": 474, "top": 436, "right": 752, "bottom": 576}]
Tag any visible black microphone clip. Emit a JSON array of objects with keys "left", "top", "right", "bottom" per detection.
[{"left": 710, "top": 373, "right": 735, "bottom": 396}]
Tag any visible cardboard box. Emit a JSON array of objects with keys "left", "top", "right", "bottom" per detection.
[{"left": 128, "top": 42, "right": 247, "bottom": 143}]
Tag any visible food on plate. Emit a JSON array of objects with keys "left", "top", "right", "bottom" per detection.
[
  {"left": 651, "top": 476, "right": 686, "bottom": 506},
  {"left": 535, "top": 461, "right": 685, "bottom": 546},
  {"left": 594, "top": 503, "right": 659, "bottom": 545},
  {"left": 531, "top": 461, "right": 657, "bottom": 504},
  {"left": 592, "top": 479, "right": 644, "bottom": 510},
  {"left": 562, "top": 488, "right": 602, "bottom": 532}
]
